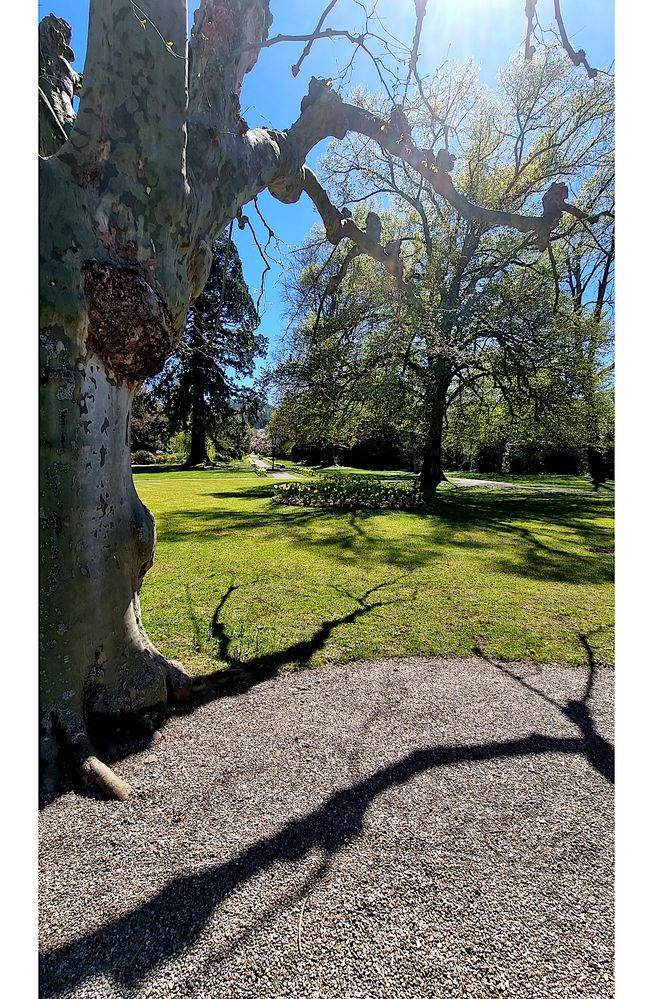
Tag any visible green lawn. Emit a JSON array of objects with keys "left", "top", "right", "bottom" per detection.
[{"left": 135, "top": 462, "right": 614, "bottom": 679}]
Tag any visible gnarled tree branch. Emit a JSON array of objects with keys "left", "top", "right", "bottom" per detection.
[
  {"left": 300, "top": 167, "right": 408, "bottom": 293},
  {"left": 264, "top": 80, "right": 596, "bottom": 259},
  {"left": 39, "top": 14, "right": 82, "bottom": 156}
]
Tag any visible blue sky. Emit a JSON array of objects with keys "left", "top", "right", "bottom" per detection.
[{"left": 39, "top": 1, "right": 614, "bottom": 372}]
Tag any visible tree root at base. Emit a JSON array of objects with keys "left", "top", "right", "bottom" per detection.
[
  {"left": 77, "top": 755, "right": 131, "bottom": 801},
  {"left": 43, "top": 661, "right": 194, "bottom": 803}
]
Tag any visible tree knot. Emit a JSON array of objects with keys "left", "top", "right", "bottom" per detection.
[{"left": 82, "top": 261, "right": 175, "bottom": 385}]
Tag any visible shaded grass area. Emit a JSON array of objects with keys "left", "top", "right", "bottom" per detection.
[{"left": 135, "top": 462, "right": 614, "bottom": 677}]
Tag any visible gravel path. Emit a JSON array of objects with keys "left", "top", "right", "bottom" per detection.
[
  {"left": 449, "top": 477, "right": 599, "bottom": 494},
  {"left": 248, "top": 455, "right": 295, "bottom": 479},
  {"left": 40, "top": 657, "right": 614, "bottom": 999}
]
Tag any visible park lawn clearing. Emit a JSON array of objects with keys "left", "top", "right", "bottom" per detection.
[{"left": 134, "top": 461, "right": 614, "bottom": 678}]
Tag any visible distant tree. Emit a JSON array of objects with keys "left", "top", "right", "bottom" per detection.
[
  {"left": 270, "top": 237, "right": 402, "bottom": 465},
  {"left": 130, "top": 391, "right": 170, "bottom": 457},
  {"left": 323, "top": 53, "right": 614, "bottom": 487},
  {"left": 153, "top": 234, "right": 265, "bottom": 467},
  {"left": 557, "top": 166, "right": 614, "bottom": 487}
]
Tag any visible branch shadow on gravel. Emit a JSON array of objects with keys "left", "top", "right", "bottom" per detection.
[
  {"left": 40, "top": 660, "right": 613, "bottom": 997},
  {"left": 472, "top": 632, "right": 613, "bottom": 783},
  {"left": 63, "top": 580, "right": 408, "bottom": 779}
]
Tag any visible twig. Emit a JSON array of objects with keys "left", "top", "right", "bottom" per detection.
[
  {"left": 243, "top": 216, "right": 272, "bottom": 312},
  {"left": 297, "top": 894, "right": 309, "bottom": 956},
  {"left": 129, "top": 1, "right": 185, "bottom": 60},
  {"left": 292, "top": 0, "right": 340, "bottom": 77}
]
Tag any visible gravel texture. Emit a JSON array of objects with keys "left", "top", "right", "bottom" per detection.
[
  {"left": 39, "top": 657, "right": 614, "bottom": 999},
  {"left": 450, "top": 478, "right": 594, "bottom": 494}
]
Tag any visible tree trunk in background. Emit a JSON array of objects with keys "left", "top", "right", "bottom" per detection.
[
  {"left": 419, "top": 360, "right": 452, "bottom": 489},
  {"left": 185, "top": 357, "right": 211, "bottom": 467}
]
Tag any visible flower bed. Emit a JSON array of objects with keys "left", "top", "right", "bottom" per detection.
[{"left": 272, "top": 475, "right": 424, "bottom": 511}]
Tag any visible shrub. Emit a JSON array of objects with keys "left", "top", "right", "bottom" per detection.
[
  {"left": 168, "top": 431, "right": 190, "bottom": 463},
  {"left": 272, "top": 475, "right": 424, "bottom": 511},
  {"left": 132, "top": 449, "right": 156, "bottom": 464}
]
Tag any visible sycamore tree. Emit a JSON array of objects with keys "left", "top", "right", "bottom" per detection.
[
  {"left": 151, "top": 233, "right": 264, "bottom": 467},
  {"left": 39, "top": 0, "right": 608, "bottom": 797},
  {"left": 321, "top": 53, "right": 613, "bottom": 486}
]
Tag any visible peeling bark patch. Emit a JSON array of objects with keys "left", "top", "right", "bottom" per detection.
[{"left": 82, "top": 260, "right": 174, "bottom": 384}]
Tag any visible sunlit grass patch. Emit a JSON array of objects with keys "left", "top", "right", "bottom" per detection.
[{"left": 135, "top": 462, "right": 614, "bottom": 678}]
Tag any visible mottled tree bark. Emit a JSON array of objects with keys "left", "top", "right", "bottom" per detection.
[
  {"left": 39, "top": 0, "right": 194, "bottom": 795},
  {"left": 39, "top": 0, "right": 594, "bottom": 796}
]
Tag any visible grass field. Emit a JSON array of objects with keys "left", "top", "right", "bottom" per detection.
[{"left": 134, "top": 462, "right": 614, "bottom": 678}]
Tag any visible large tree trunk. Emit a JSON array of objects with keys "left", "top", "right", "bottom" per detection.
[
  {"left": 38, "top": 0, "right": 195, "bottom": 796},
  {"left": 419, "top": 361, "right": 451, "bottom": 490},
  {"left": 40, "top": 332, "right": 191, "bottom": 794}
]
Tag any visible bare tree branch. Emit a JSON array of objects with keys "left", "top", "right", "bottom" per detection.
[
  {"left": 403, "top": 0, "right": 428, "bottom": 102},
  {"left": 301, "top": 167, "right": 409, "bottom": 293},
  {"left": 290, "top": 0, "right": 340, "bottom": 76},
  {"left": 552, "top": 0, "right": 599, "bottom": 79}
]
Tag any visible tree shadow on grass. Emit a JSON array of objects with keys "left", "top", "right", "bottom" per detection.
[
  {"left": 82, "top": 578, "right": 411, "bottom": 773},
  {"left": 189, "top": 577, "right": 409, "bottom": 703},
  {"left": 428, "top": 491, "right": 614, "bottom": 585},
  {"left": 155, "top": 487, "right": 614, "bottom": 585},
  {"left": 39, "top": 653, "right": 613, "bottom": 997}
]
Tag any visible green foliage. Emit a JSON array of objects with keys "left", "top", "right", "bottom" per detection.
[
  {"left": 151, "top": 233, "right": 266, "bottom": 461},
  {"left": 167, "top": 431, "right": 191, "bottom": 463},
  {"left": 131, "top": 392, "right": 170, "bottom": 454},
  {"left": 273, "top": 475, "right": 424, "bottom": 511},
  {"left": 270, "top": 51, "right": 614, "bottom": 484}
]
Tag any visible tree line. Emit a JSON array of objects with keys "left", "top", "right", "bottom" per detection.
[{"left": 136, "top": 53, "right": 613, "bottom": 488}]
